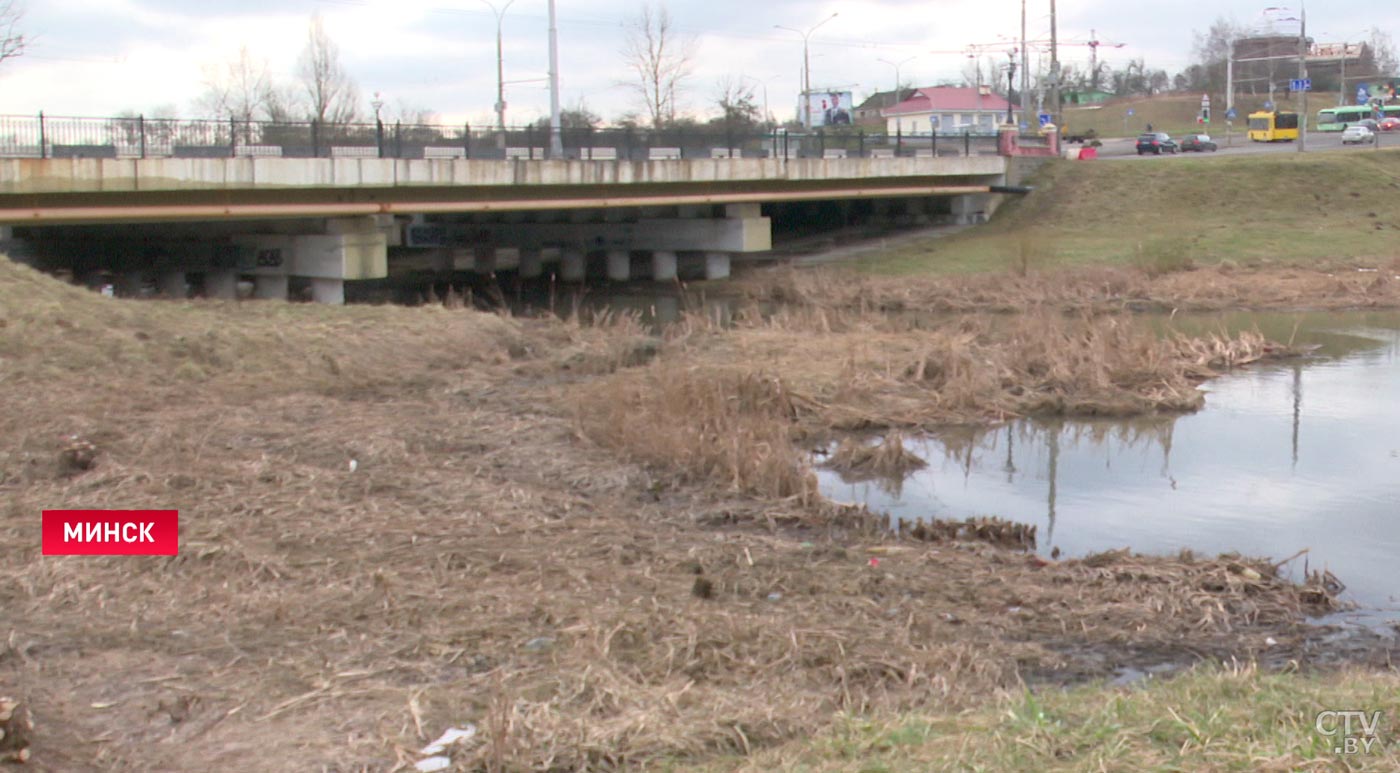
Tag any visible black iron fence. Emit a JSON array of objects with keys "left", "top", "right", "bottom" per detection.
[{"left": 0, "top": 113, "right": 1006, "bottom": 161}]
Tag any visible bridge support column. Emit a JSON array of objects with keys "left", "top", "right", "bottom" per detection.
[
  {"left": 117, "top": 271, "right": 145, "bottom": 298},
  {"left": 159, "top": 271, "right": 188, "bottom": 299},
  {"left": 560, "top": 247, "right": 586, "bottom": 282},
  {"left": 606, "top": 250, "right": 631, "bottom": 281},
  {"left": 426, "top": 248, "right": 456, "bottom": 273},
  {"left": 704, "top": 252, "right": 731, "bottom": 280},
  {"left": 473, "top": 246, "right": 497, "bottom": 274},
  {"left": 650, "top": 251, "right": 678, "bottom": 281},
  {"left": 310, "top": 278, "right": 345, "bottom": 305},
  {"left": 950, "top": 194, "right": 990, "bottom": 225},
  {"left": 205, "top": 270, "right": 238, "bottom": 300},
  {"left": 254, "top": 275, "right": 289, "bottom": 300},
  {"left": 518, "top": 247, "right": 544, "bottom": 279}
]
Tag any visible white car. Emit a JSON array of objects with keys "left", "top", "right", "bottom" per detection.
[{"left": 1341, "top": 125, "right": 1376, "bottom": 144}]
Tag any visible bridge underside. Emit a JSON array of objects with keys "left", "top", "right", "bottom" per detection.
[{"left": 1, "top": 157, "right": 1012, "bottom": 302}]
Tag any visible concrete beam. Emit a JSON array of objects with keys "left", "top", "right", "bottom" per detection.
[
  {"left": 291, "top": 231, "right": 387, "bottom": 280},
  {"left": 440, "top": 217, "right": 772, "bottom": 253}
]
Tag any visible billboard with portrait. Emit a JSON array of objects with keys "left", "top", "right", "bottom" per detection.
[{"left": 799, "top": 91, "right": 853, "bottom": 128}]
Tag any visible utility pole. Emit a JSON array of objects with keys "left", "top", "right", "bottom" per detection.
[
  {"left": 547, "top": 0, "right": 563, "bottom": 158},
  {"left": 776, "top": 13, "right": 839, "bottom": 129},
  {"left": 1006, "top": 52, "right": 1017, "bottom": 125},
  {"left": 1020, "top": 0, "right": 1028, "bottom": 128},
  {"left": 482, "top": 0, "right": 515, "bottom": 132},
  {"left": 1297, "top": 2, "right": 1307, "bottom": 153},
  {"left": 1049, "top": 0, "right": 1060, "bottom": 126}
]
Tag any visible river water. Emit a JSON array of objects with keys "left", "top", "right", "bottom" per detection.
[{"left": 817, "top": 311, "right": 1400, "bottom": 618}]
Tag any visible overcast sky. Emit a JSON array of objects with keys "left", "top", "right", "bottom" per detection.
[{"left": 5, "top": 0, "right": 1396, "bottom": 126}]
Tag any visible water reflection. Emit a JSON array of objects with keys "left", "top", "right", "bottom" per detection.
[{"left": 817, "top": 311, "right": 1400, "bottom": 616}]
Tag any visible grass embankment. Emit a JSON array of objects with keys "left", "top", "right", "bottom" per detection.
[
  {"left": 0, "top": 256, "right": 1367, "bottom": 770},
  {"left": 858, "top": 150, "right": 1400, "bottom": 276},
  {"left": 1061, "top": 91, "right": 1328, "bottom": 140},
  {"left": 713, "top": 664, "right": 1400, "bottom": 771}
]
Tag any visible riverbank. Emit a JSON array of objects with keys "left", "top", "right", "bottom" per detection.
[{"left": 0, "top": 256, "right": 1394, "bottom": 769}]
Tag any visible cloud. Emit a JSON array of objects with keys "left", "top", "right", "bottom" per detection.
[{"left": 3, "top": 0, "right": 1396, "bottom": 123}]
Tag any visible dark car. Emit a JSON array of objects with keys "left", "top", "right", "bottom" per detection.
[
  {"left": 1135, "top": 132, "right": 1179, "bottom": 155},
  {"left": 1180, "top": 134, "right": 1218, "bottom": 152}
]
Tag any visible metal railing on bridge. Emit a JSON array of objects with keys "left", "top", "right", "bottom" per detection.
[{"left": 0, "top": 113, "right": 1006, "bottom": 162}]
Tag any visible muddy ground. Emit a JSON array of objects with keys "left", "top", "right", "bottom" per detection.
[{"left": 2, "top": 258, "right": 1398, "bottom": 771}]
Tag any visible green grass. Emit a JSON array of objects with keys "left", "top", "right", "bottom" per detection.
[
  {"left": 1062, "top": 92, "right": 1331, "bottom": 140},
  {"left": 861, "top": 148, "right": 1400, "bottom": 276},
  {"left": 707, "top": 664, "right": 1400, "bottom": 771}
]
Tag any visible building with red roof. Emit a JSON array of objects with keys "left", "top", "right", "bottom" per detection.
[{"left": 882, "top": 86, "right": 1018, "bottom": 134}]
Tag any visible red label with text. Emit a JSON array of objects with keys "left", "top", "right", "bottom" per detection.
[{"left": 42, "top": 510, "right": 179, "bottom": 555}]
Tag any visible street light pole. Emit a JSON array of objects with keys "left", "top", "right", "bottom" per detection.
[
  {"left": 877, "top": 56, "right": 916, "bottom": 109},
  {"left": 547, "top": 0, "right": 563, "bottom": 158},
  {"left": 1298, "top": 2, "right": 1307, "bottom": 153},
  {"left": 776, "top": 13, "right": 838, "bottom": 129},
  {"left": 481, "top": 0, "right": 515, "bottom": 132}
]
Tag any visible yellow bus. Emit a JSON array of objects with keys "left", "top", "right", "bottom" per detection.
[{"left": 1247, "top": 110, "right": 1300, "bottom": 142}]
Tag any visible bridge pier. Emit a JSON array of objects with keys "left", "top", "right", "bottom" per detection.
[
  {"left": 159, "top": 270, "right": 188, "bottom": 299},
  {"left": 606, "top": 249, "right": 631, "bottom": 281},
  {"left": 310, "top": 278, "right": 345, "bottom": 305},
  {"left": 473, "top": 246, "right": 496, "bottom": 274},
  {"left": 117, "top": 271, "right": 145, "bottom": 298},
  {"left": 704, "top": 252, "right": 731, "bottom": 280},
  {"left": 518, "top": 247, "right": 544, "bottom": 279},
  {"left": 650, "top": 250, "right": 678, "bottom": 281},
  {"left": 951, "top": 194, "right": 991, "bottom": 225},
  {"left": 560, "top": 247, "right": 586, "bottom": 282},
  {"left": 205, "top": 269, "right": 238, "bottom": 300},
  {"left": 253, "top": 275, "right": 289, "bottom": 300}
]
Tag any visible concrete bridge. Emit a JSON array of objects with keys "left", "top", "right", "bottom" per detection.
[{"left": 0, "top": 149, "right": 1030, "bottom": 302}]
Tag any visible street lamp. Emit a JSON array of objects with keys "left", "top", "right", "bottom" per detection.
[
  {"left": 480, "top": 0, "right": 515, "bottom": 132},
  {"left": 371, "top": 92, "right": 384, "bottom": 124},
  {"left": 775, "top": 12, "right": 839, "bottom": 129},
  {"left": 743, "top": 74, "right": 780, "bottom": 129},
  {"left": 1265, "top": 5, "right": 1308, "bottom": 153},
  {"left": 876, "top": 55, "right": 916, "bottom": 109}
]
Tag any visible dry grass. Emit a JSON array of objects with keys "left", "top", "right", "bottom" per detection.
[
  {"left": 744, "top": 261, "right": 1400, "bottom": 315},
  {"left": 823, "top": 433, "right": 927, "bottom": 480},
  {"left": 0, "top": 257, "right": 1373, "bottom": 771}
]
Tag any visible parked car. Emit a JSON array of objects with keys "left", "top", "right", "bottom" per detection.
[
  {"left": 1180, "top": 134, "right": 1218, "bottom": 152},
  {"left": 1135, "top": 132, "right": 1179, "bottom": 155},
  {"left": 1341, "top": 125, "right": 1376, "bottom": 144},
  {"left": 1380, "top": 117, "right": 1400, "bottom": 132}
]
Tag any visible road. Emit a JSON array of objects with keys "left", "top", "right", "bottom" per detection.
[{"left": 1091, "top": 130, "right": 1398, "bottom": 160}]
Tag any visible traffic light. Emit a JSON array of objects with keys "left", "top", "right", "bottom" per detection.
[{"left": 1201, "top": 106, "right": 1210, "bottom": 123}]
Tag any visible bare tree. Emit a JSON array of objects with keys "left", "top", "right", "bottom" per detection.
[
  {"left": 298, "top": 13, "right": 361, "bottom": 126},
  {"left": 0, "top": 1, "right": 24, "bottom": 67},
  {"left": 196, "top": 46, "right": 272, "bottom": 124},
  {"left": 712, "top": 76, "right": 759, "bottom": 128},
  {"left": 620, "top": 3, "right": 696, "bottom": 129}
]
